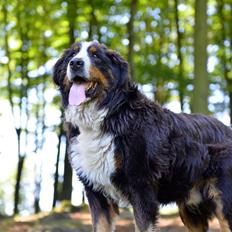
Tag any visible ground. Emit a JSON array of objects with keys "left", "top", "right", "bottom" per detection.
[{"left": 0, "top": 208, "right": 221, "bottom": 232}]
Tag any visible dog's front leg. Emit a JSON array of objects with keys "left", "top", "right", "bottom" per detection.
[
  {"left": 129, "top": 183, "right": 159, "bottom": 232},
  {"left": 85, "top": 188, "right": 119, "bottom": 232}
]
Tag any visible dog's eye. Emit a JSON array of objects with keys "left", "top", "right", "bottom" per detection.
[{"left": 92, "top": 53, "right": 99, "bottom": 59}]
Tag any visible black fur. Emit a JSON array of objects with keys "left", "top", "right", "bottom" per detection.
[{"left": 54, "top": 41, "right": 232, "bottom": 231}]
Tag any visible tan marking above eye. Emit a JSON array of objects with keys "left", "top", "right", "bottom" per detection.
[
  {"left": 89, "top": 46, "right": 97, "bottom": 53},
  {"left": 73, "top": 45, "right": 80, "bottom": 51},
  {"left": 90, "top": 66, "right": 109, "bottom": 88}
]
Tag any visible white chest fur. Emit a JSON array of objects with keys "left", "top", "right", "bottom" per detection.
[{"left": 65, "top": 103, "right": 129, "bottom": 206}]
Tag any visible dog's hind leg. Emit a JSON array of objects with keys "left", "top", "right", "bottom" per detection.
[
  {"left": 178, "top": 203, "right": 210, "bottom": 232},
  {"left": 208, "top": 143, "right": 232, "bottom": 231},
  {"left": 214, "top": 189, "right": 232, "bottom": 232},
  {"left": 215, "top": 203, "right": 231, "bottom": 232}
]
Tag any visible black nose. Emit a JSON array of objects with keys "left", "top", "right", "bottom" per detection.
[{"left": 70, "top": 58, "right": 84, "bottom": 70}]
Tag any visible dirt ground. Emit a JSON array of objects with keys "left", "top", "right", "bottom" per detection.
[{"left": 0, "top": 209, "right": 221, "bottom": 232}]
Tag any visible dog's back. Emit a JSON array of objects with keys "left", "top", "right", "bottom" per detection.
[{"left": 165, "top": 108, "right": 232, "bottom": 143}]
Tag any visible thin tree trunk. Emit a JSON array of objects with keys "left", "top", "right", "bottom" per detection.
[
  {"left": 2, "top": 3, "right": 13, "bottom": 109},
  {"left": 34, "top": 186, "right": 40, "bottom": 213},
  {"left": 82, "top": 191, "right": 85, "bottom": 204},
  {"left": 67, "top": 0, "right": 77, "bottom": 44},
  {"left": 88, "top": 0, "right": 95, "bottom": 40},
  {"left": 33, "top": 85, "right": 44, "bottom": 213},
  {"left": 34, "top": 90, "right": 40, "bottom": 213},
  {"left": 174, "top": 0, "right": 184, "bottom": 111},
  {"left": 61, "top": 140, "right": 73, "bottom": 201},
  {"left": 33, "top": 31, "right": 48, "bottom": 213},
  {"left": 155, "top": 44, "right": 165, "bottom": 104},
  {"left": 2, "top": 2, "right": 24, "bottom": 215},
  {"left": 218, "top": 0, "right": 232, "bottom": 123},
  {"left": 13, "top": 0, "right": 31, "bottom": 213},
  {"left": 127, "top": 0, "right": 138, "bottom": 81},
  {"left": 14, "top": 128, "right": 22, "bottom": 214},
  {"left": 87, "top": 0, "right": 101, "bottom": 41},
  {"left": 53, "top": 123, "right": 63, "bottom": 208},
  {"left": 229, "top": 90, "right": 232, "bottom": 124},
  {"left": 192, "top": 0, "right": 208, "bottom": 114},
  {"left": 14, "top": 156, "right": 25, "bottom": 214},
  {"left": 229, "top": 3, "right": 232, "bottom": 124},
  {"left": 154, "top": 18, "right": 166, "bottom": 105}
]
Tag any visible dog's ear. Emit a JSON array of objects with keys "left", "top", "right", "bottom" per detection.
[
  {"left": 53, "top": 49, "right": 70, "bottom": 86},
  {"left": 106, "top": 50, "right": 130, "bottom": 87}
]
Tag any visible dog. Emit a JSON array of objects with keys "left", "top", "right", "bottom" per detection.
[{"left": 53, "top": 40, "right": 232, "bottom": 232}]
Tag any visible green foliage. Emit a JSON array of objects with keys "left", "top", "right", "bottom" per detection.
[{"left": 1, "top": 0, "right": 229, "bottom": 106}]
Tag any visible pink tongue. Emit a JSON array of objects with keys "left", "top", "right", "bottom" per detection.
[{"left": 69, "top": 83, "right": 86, "bottom": 106}]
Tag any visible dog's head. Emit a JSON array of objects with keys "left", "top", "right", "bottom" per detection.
[{"left": 53, "top": 41, "right": 130, "bottom": 107}]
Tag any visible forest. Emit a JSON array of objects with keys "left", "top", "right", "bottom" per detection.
[{"left": 0, "top": 0, "right": 231, "bottom": 231}]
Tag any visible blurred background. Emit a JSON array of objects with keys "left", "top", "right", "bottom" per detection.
[{"left": 0, "top": 0, "right": 231, "bottom": 231}]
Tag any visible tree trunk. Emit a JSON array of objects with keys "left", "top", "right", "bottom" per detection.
[
  {"left": 33, "top": 30, "right": 48, "bottom": 213},
  {"left": 2, "top": 3, "right": 13, "bottom": 109},
  {"left": 14, "top": 156, "right": 25, "bottom": 215},
  {"left": 52, "top": 123, "right": 63, "bottom": 208},
  {"left": 14, "top": 128, "right": 22, "bottom": 215},
  {"left": 192, "top": 0, "right": 208, "bottom": 114},
  {"left": 67, "top": 0, "right": 77, "bottom": 44},
  {"left": 13, "top": 0, "right": 30, "bottom": 214},
  {"left": 3, "top": 3, "right": 26, "bottom": 215},
  {"left": 34, "top": 176, "right": 41, "bottom": 214},
  {"left": 229, "top": 90, "right": 232, "bottom": 124},
  {"left": 154, "top": 18, "right": 166, "bottom": 105},
  {"left": 127, "top": 0, "right": 138, "bottom": 81},
  {"left": 61, "top": 140, "right": 73, "bottom": 201},
  {"left": 217, "top": 0, "right": 232, "bottom": 123},
  {"left": 174, "top": 0, "right": 184, "bottom": 111},
  {"left": 87, "top": 0, "right": 101, "bottom": 41},
  {"left": 34, "top": 88, "right": 41, "bottom": 214},
  {"left": 229, "top": 3, "right": 232, "bottom": 123}
]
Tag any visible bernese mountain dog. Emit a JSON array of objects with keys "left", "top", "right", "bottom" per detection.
[{"left": 53, "top": 41, "right": 232, "bottom": 232}]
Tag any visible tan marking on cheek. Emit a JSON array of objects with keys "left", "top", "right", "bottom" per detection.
[
  {"left": 63, "top": 75, "right": 72, "bottom": 91},
  {"left": 90, "top": 66, "right": 109, "bottom": 88},
  {"left": 89, "top": 46, "right": 97, "bottom": 53}
]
